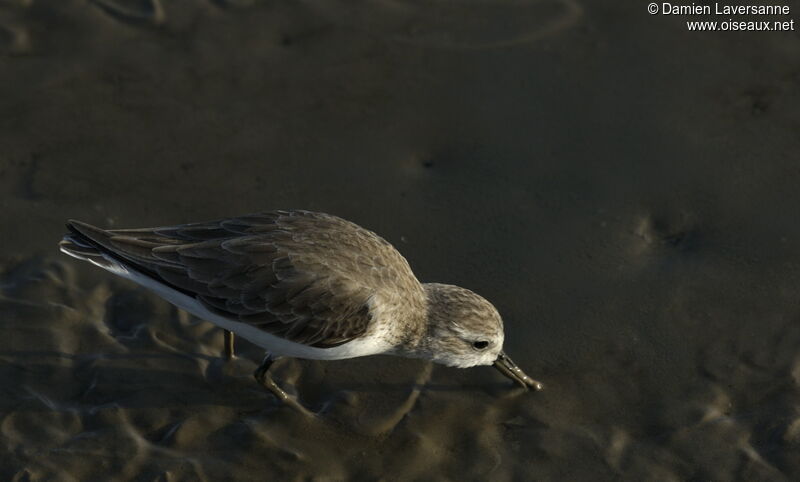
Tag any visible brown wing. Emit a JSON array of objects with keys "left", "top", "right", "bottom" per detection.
[{"left": 65, "top": 210, "right": 422, "bottom": 348}]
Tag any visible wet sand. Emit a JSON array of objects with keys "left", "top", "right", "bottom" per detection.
[{"left": 2, "top": 0, "right": 800, "bottom": 480}]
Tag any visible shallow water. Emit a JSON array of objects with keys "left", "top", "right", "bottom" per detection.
[{"left": 2, "top": 0, "right": 800, "bottom": 480}]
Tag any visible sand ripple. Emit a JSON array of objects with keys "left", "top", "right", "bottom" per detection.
[
  {"left": 90, "top": 0, "right": 165, "bottom": 25},
  {"left": 307, "top": 0, "right": 583, "bottom": 49},
  {"left": 0, "top": 257, "right": 542, "bottom": 479}
]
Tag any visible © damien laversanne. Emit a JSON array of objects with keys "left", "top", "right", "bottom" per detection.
[{"left": 661, "top": 3, "right": 790, "bottom": 15}]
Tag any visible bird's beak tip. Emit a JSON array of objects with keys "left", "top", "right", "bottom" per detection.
[{"left": 493, "top": 352, "right": 543, "bottom": 391}]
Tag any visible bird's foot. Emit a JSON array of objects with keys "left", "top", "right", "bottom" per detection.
[{"left": 253, "top": 354, "right": 314, "bottom": 417}]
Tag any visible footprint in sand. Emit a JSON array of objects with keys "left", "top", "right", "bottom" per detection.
[{"left": 0, "top": 22, "right": 30, "bottom": 54}]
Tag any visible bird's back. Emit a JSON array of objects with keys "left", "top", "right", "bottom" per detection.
[{"left": 60, "top": 210, "right": 426, "bottom": 349}]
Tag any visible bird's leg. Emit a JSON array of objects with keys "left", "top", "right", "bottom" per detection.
[
  {"left": 223, "top": 330, "right": 235, "bottom": 360},
  {"left": 253, "top": 353, "right": 313, "bottom": 416},
  {"left": 253, "top": 353, "right": 283, "bottom": 396}
]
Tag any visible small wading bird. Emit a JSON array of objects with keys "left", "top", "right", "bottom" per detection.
[{"left": 59, "top": 210, "right": 542, "bottom": 412}]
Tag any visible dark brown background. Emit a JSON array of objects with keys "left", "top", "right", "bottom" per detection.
[{"left": 2, "top": 0, "right": 800, "bottom": 480}]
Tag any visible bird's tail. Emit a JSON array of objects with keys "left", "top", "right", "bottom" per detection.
[{"left": 58, "top": 221, "right": 116, "bottom": 270}]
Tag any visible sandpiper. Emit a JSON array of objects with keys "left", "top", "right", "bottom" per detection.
[{"left": 59, "top": 210, "right": 542, "bottom": 410}]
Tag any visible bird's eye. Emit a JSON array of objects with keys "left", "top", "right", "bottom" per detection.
[{"left": 473, "top": 340, "right": 489, "bottom": 350}]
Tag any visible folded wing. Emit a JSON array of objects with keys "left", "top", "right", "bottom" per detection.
[{"left": 62, "top": 211, "right": 420, "bottom": 348}]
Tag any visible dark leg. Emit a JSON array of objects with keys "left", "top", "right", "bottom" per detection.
[
  {"left": 254, "top": 353, "right": 290, "bottom": 402},
  {"left": 223, "top": 330, "right": 235, "bottom": 360},
  {"left": 253, "top": 353, "right": 313, "bottom": 416}
]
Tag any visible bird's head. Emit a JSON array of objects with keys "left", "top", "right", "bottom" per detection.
[{"left": 415, "top": 283, "right": 542, "bottom": 390}]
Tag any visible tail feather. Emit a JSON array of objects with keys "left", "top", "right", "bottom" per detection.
[
  {"left": 59, "top": 222, "right": 119, "bottom": 271},
  {"left": 59, "top": 238, "right": 117, "bottom": 270},
  {"left": 65, "top": 219, "right": 116, "bottom": 250},
  {"left": 59, "top": 219, "right": 171, "bottom": 283}
]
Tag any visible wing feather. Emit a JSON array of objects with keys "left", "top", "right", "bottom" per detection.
[{"left": 65, "top": 211, "right": 422, "bottom": 348}]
